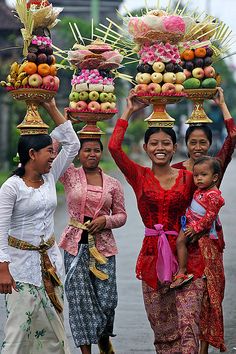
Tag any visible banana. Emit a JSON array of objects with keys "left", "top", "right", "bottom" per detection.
[
  {"left": 21, "top": 76, "right": 29, "bottom": 86},
  {"left": 10, "top": 61, "right": 19, "bottom": 76},
  {"left": 0, "top": 80, "right": 7, "bottom": 87},
  {"left": 14, "top": 80, "right": 22, "bottom": 88},
  {"left": 18, "top": 61, "right": 28, "bottom": 74},
  {"left": 17, "top": 72, "right": 28, "bottom": 81},
  {"left": 7, "top": 75, "right": 16, "bottom": 85}
]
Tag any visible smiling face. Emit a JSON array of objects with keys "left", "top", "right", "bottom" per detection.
[
  {"left": 30, "top": 144, "right": 55, "bottom": 174},
  {"left": 143, "top": 131, "right": 177, "bottom": 166},
  {"left": 193, "top": 161, "right": 218, "bottom": 189},
  {"left": 78, "top": 140, "right": 102, "bottom": 170},
  {"left": 187, "top": 129, "right": 211, "bottom": 161}
]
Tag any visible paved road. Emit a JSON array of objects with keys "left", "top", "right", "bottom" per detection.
[{"left": 1, "top": 156, "right": 236, "bottom": 353}]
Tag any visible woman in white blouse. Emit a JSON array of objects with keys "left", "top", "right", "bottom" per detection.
[{"left": 0, "top": 99, "right": 80, "bottom": 354}]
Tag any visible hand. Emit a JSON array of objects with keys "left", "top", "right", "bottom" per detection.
[
  {"left": 184, "top": 226, "right": 195, "bottom": 238},
  {"left": 87, "top": 216, "right": 106, "bottom": 234},
  {"left": 213, "top": 87, "right": 225, "bottom": 106},
  {"left": 121, "top": 89, "right": 149, "bottom": 121},
  {"left": 40, "top": 98, "right": 57, "bottom": 112},
  {"left": 0, "top": 262, "right": 17, "bottom": 294}
]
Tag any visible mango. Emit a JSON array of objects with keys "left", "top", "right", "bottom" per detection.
[
  {"left": 183, "top": 78, "right": 201, "bottom": 89},
  {"left": 201, "top": 78, "right": 217, "bottom": 89}
]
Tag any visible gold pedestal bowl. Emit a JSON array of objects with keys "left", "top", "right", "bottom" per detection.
[
  {"left": 185, "top": 88, "right": 217, "bottom": 125},
  {"left": 137, "top": 93, "right": 187, "bottom": 128},
  {"left": 66, "top": 108, "right": 118, "bottom": 139},
  {"left": 10, "top": 88, "right": 56, "bottom": 135}
]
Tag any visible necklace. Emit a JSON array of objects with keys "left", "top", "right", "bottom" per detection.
[{"left": 23, "top": 176, "right": 43, "bottom": 183}]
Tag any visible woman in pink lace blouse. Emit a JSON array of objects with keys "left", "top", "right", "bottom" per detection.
[{"left": 54, "top": 138, "right": 127, "bottom": 354}]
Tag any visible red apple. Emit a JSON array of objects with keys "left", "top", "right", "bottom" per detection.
[
  {"left": 161, "top": 83, "right": 176, "bottom": 94},
  {"left": 148, "top": 83, "right": 161, "bottom": 94},
  {"left": 76, "top": 101, "right": 88, "bottom": 111},
  {"left": 204, "top": 66, "right": 216, "bottom": 78},
  {"left": 53, "top": 76, "right": 60, "bottom": 91},
  {"left": 134, "top": 84, "right": 148, "bottom": 93},
  {"left": 88, "top": 101, "right": 101, "bottom": 111},
  {"left": 192, "top": 67, "right": 205, "bottom": 79},
  {"left": 42, "top": 75, "right": 55, "bottom": 89},
  {"left": 28, "top": 73, "right": 43, "bottom": 87},
  {"left": 183, "top": 69, "right": 192, "bottom": 79}
]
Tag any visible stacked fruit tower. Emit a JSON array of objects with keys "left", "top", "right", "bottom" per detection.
[
  {"left": 1, "top": 0, "right": 62, "bottom": 134},
  {"left": 126, "top": 9, "right": 190, "bottom": 127},
  {"left": 66, "top": 38, "right": 123, "bottom": 137}
]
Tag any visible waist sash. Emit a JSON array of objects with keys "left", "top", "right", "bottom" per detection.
[
  {"left": 145, "top": 224, "right": 178, "bottom": 283},
  {"left": 8, "top": 235, "right": 63, "bottom": 313}
]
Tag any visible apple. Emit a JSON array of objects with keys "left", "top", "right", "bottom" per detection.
[
  {"left": 148, "top": 83, "right": 161, "bottom": 94},
  {"left": 161, "top": 83, "right": 176, "bottom": 94},
  {"left": 151, "top": 72, "right": 163, "bottom": 83},
  {"left": 69, "top": 91, "right": 80, "bottom": 102},
  {"left": 139, "top": 73, "right": 151, "bottom": 84},
  {"left": 42, "top": 75, "right": 55, "bottom": 89},
  {"left": 110, "top": 102, "right": 116, "bottom": 109},
  {"left": 183, "top": 69, "right": 192, "bottom": 79},
  {"left": 163, "top": 72, "right": 176, "bottom": 83},
  {"left": 37, "top": 53, "right": 48, "bottom": 64},
  {"left": 76, "top": 101, "right": 88, "bottom": 111},
  {"left": 192, "top": 67, "right": 205, "bottom": 79},
  {"left": 88, "top": 101, "right": 101, "bottom": 111},
  {"left": 69, "top": 101, "right": 78, "bottom": 109},
  {"left": 175, "top": 84, "right": 184, "bottom": 92},
  {"left": 152, "top": 61, "right": 165, "bottom": 73},
  {"left": 134, "top": 84, "right": 148, "bottom": 93},
  {"left": 88, "top": 91, "right": 99, "bottom": 101},
  {"left": 175, "top": 72, "right": 186, "bottom": 84},
  {"left": 79, "top": 91, "right": 89, "bottom": 101},
  {"left": 101, "top": 102, "right": 112, "bottom": 111},
  {"left": 28, "top": 73, "right": 43, "bottom": 87},
  {"left": 53, "top": 76, "right": 60, "bottom": 91},
  {"left": 204, "top": 66, "right": 216, "bottom": 78},
  {"left": 135, "top": 72, "right": 142, "bottom": 83},
  {"left": 107, "top": 93, "right": 115, "bottom": 102},
  {"left": 99, "top": 92, "right": 109, "bottom": 102},
  {"left": 111, "top": 94, "right": 116, "bottom": 102}
]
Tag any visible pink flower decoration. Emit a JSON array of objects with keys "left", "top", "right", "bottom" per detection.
[{"left": 163, "top": 16, "right": 185, "bottom": 33}]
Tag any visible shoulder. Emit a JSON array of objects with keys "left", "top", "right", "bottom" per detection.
[
  {"left": 103, "top": 172, "right": 124, "bottom": 189},
  {"left": 0, "top": 175, "right": 20, "bottom": 194},
  {"left": 172, "top": 160, "right": 185, "bottom": 169}
]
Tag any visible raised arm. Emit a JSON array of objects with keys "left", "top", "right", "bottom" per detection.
[
  {"left": 108, "top": 91, "right": 148, "bottom": 186},
  {"left": 42, "top": 100, "right": 80, "bottom": 182}
]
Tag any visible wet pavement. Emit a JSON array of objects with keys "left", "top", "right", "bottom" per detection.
[{"left": 1, "top": 155, "right": 236, "bottom": 353}]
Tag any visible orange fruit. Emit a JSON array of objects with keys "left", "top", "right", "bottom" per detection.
[
  {"left": 24, "top": 62, "right": 37, "bottom": 75},
  {"left": 182, "top": 49, "right": 195, "bottom": 61},
  {"left": 49, "top": 64, "right": 57, "bottom": 76},
  {"left": 194, "top": 47, "right": 207, "bottom": 58},
  {"left": 37, "top": 63, "right": 51, "bottom": 77}
]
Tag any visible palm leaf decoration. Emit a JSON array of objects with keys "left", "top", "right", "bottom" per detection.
[{"left": 14, "top": 0, "right": 34, "bottom": 56}]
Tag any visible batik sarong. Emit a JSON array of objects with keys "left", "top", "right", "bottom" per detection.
[
  {"left": 1, "top": 283, "right": 70, "bottom": 354},
  {"left": 64, "top": 244, "right": 117, "bottom": 347}
]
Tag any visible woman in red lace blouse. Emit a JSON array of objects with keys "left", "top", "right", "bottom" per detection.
[
  {"left": 172, "top": 88, "right": 235, "bottom": 354},
  {"left": 108, "top": 91, "right": 206, "bottom": 354}
]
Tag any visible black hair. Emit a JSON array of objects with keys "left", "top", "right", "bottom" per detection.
[
  {"left": 144, "top": 127, "right": 177, "bottom": 145},
  {"left": 185, "top": 125, "right": 212, "bottom": 146},
  {"left": 12, "top": 134, "right": 52, "bottom": 177},
  {"left": 193, "top": 156, "right": 221, "bottom": 175},
  {"left": 79, "top": 139, "right": 103, "bottom": 151}
]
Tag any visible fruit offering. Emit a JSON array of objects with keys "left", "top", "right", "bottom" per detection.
[
  {"left": 1, "top": 0, "right": 61, "bottom": 92},
  {"left": 67, "top": 39, "right": 122, "bottom": 114},
  {"left": 181, "top": 46, "right": 218, "bottom": 90},
  {"left": 134, "top": 42, "right": 187, "bottom": 96}
]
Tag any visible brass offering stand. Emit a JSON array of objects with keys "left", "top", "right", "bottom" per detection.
[
  {"left": 10, "top": 88, "right": 56, "bottom": 135},
  {"left": 137, "top": 94, "right": 186, "bottom": 128},
  {"left": 185, "top": 88, "right": 217, "bottom": 124}
]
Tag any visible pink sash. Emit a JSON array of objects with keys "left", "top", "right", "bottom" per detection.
[{"left": 145, "top": 224, "right": 178, "bottom": 283}]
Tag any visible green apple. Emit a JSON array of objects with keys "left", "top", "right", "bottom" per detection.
[
  {"left": 100, "top": 92, "right": 109, "bottom": 102},
  {"left": 69, "top": 91, "right": 80, "bottom": 102},
  {"left": 79, "top": 91, "right": 89, "bottom": 101},
  {"left": 89, "top": 91, "right": 99, "bottom": 101}
]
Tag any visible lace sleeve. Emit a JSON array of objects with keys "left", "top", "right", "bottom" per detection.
[
  {"left": 105, "top": 180, "right": 127, "bottom": 229},
  {"left": 190, "top": 191, "right": 225, "bottom": 233},
  {"left": 108, "top": 119, "right": 143, "bottom": 187}
]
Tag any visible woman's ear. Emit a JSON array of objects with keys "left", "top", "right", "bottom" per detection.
[
  {"left": 28, "top": 148, "right": 36, "bottom": 161},
  {"left": 143, "top": 143, "right": 147, "bottom": 153},
  {"left": 173, "top": 143, "right": 178, "bottom": 154}
]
